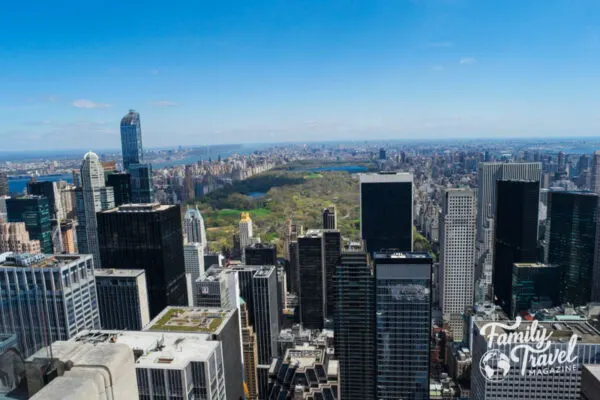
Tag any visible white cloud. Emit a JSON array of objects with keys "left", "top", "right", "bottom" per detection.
[
  {"left": 460, "top": 57, "right": 476, "bottom": 64},
  {"left": 151, "top": 100, "right": 179, "bottom": 107},
  {"left": 72, "top": 99, "right": 112, "bottom": 109},
  {"left": 429, "top": 41, "right": 454, "bottom": 48}
]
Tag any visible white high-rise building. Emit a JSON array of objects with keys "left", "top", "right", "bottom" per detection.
[
  {"left": 75, "top": 152, "right": 114, "bottom": 266},
  {"left": 440, "top": 189, "right": 476, "bottom": 342},
  {"left": 0, "top": 252, "right": 101, "bottom": 358},
  {"left": 185, "top": 242, "right": 206, "bottom": 305},
  {"left": 239, "top": 212, "right": 253, "bottom": 254},
  {"left": 184, "top": 206, "right": 207, "bottom": 247}
]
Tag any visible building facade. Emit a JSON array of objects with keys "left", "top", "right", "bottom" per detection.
[
  {"left": 6, "top": 196, "right": 52, "bottom": 254},
  {"left": 184, "top": 206, "right": 207, "bottom": 246},
  {"left": 511, "top": 263, "right": 560, "bottom": 316},
  {"left": 106, "top": 172, "right": 132, "bottom": 206},
  {"left": 240, "top": 299, "right": 259, "bottom": 400},
  {"left": 120, "top": 110, "right": 154, "bottom": 203},
  {"left": 0, "top": 253, "right": 100, "bottom": 358},
  {"left": 76, "top": 152, "right": 115, "bottom": 266},
  {"left": 360, "top": 172, "right": 413, "bottom": 253},
  {"left": 547, "top": 190, "right": 598, "bottom": 305},
  {"left": 322, "top": 206, "right": 337, "bottom": 230},
  {"left": 244, "top": 243, "right": 277, "bottom": 266},
  {"left": 239, "top": 212, "right": 253, "bottom": 255},
  {"left": 493, "top": 180, "right": 539, "bottom": 316},
  {"left": 27, "top": 180, "right": 64, "bottom": 220},
  {"left": 185, "top": 242, "right": 205, "bottom": 306},
  {"left": 374, "top": 251, "right": 432, "bottom": 400},
  {"left": 94, "top": 269, "right": 150, "bottom": 331},
  {"left": 298, "top": 231, "right": 324, "bottom": 329},
  {"left": 0, "top": 220, "right": 41, "bottom": 253},
  {"left": 97, "top": 203, "right": 188, "bottom": 317},
  {"left": 440, "top": 188, "right": 476, "bottom": 341},
  {"left": 335, "top": 249, "right": 375, "bottom": 400}
]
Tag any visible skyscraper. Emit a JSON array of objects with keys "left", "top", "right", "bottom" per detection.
[
  {"left": 94, "top": 268, "right": 151, "bottom": 331},
  {"left": 493, "top": 180, "right": 539, "bottom": 317},
  {"left": 374, "top": 251, "right": 432, "bottom": 400},
  {"left": 6, "top": 195, "right": 52, "bottom": 254},
  {"left": 106, "top": 172, "right": 131, "bottom": 206},
  {"left": 195, "top": 266, "right": 237, "bottom": 308},
  {"left": 322, "top": 206, "right": 337, "bottom": 230},
  {"left": 120, "top": 109, "right": 143, "bottom": 171},
  {"left": 335, "top": 248, "right": 376, "bottom": 400},
  {"left": 27, "top": 180, "right": 64, "bottom": 220},
  {"left": 120, "top": 110, "right": 154, "bottom": 203},
  {"left": 548, "top": 190, "right": 598, "bottom": 305},
  {"left": 185, "top": 242, "right": 205, "bottom": 305},
  {"left": 239, "top": 212, "right": 253, "bottom": 251},
  {"left": 184, "top": 206, "right": 207, "bottom": 246},
  {"left": 76, "top": 152, "right": 115, "bottom": 266},
  {"left": 252, "top": 266, "right": 280, "bottom": 399},
  {"left": 0, "top": 252, "right": 101, "bottom": 358},
  {"left": 0, "top": 173, "right": 8, "bottom": 196},
  {"left": 240, "top": 298, "right": 259, "bottom": 400},
  {"left": 360, "top": 172, "right": 413, "bottom": 253},
  {"left": 298, "top": 231, "right": 325, "bottom": 329},
  {"left": 97, "top": 203, "right": 188, "bottom": 317},
  {"left": 244, "top": 243, "right": 277, "bottom": 266},
  {"left": 440, "top": 188, "right": 476, "bottom": 341},
  {"left": 592, "top": 150, "right": 600, "bottom": 194},
  {"left": 322, "top": 229, "right": 341, "bottom": 320},
  {"left": 476, "top": 163, "right": 541, "bottom": 289}
]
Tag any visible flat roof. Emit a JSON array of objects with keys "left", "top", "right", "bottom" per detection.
[
  {"left": 284, "top": 345, "right": 325, "bottom": 368},
  {"left": 513, "top": 263, "right": 554, "bottom": 268},
  {"left": 0, "top": 253, "right": 89, "bottom": 269},
  {"left": 101, "top": 203, "right": 172, "bottom": 213},
  {"left": 94, "top": 269, "right": 145, "bottom": 278},
  {"left": 71, "top": 330, "right": 218, "bottom": 369},
  {"left": 360, "top": 171, "right": 413, "bottom": 183},
  {"left": 583, "top": 364, "right": 600, "bottom": 381},
  {"left": 374, "top": 251, "right": 431, "bottom": 259},
  {"left": 475, "top": 320, "right": 600, "bottom": 344},
  {"left": 145, "top": 306, "right": 235, "bottom": 334}
]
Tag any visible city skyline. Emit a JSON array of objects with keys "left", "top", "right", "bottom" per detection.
[{"left": 3, "top": 1, "right": 600, "bottom": 150}]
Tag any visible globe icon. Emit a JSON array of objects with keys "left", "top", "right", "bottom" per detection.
[{"left": 479, "top": 350, "right": 511, "bottom": 382}]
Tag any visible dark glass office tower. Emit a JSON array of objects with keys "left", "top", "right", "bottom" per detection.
[
  {"left": 129, "top": 163, "right": 154, "bottom": 203},
  {"left": 287, "top": 241, "right": 299, "bottom": 293},
  {"left": 0, "top": 172, "right": 8, "bottom": 196},
  {"left": 360, "top": 172, "right": 413, "bottom": 253},
  {"left": 97, "top": 203, "right": 187, "bottom": 317},
  {"left": 6, "top": 196, "right": 52, "bottom": 254},
  {"left": 493, "top": 180, "right": 539, "bottom": 316},
  {"left": 322, "top": 206, "right": 336, "bottom": 230},
  {"left": 548, "top": 190, "right": 598, "bottom": 305},
  {"left": 120, "top": 110, "right": 143, "bottom": 171},
  {"left": 252, "top": 266, "right": 280, "bottom": 400},
  {"left": 323, "top": 230, "right": 341, "bottom": 320},
  {"left": 511, "top": 263, "right": 561, "bottom": 316},
  {"left": 106, "top": 172, "right": 132, "bottom": 206},
  {"left": 298, "top": 231, "right": 324, "bottom": 329},
  {"left": 26, "top": 181, "right": 59, "bottom": 218},
  {"left": 374, "top": 251, "right": 432, "bottom": 400},
  {"left": 335, "top": 249, "right": 376, "bottom": 400},
  {"left": 245, "top": 243, "right": 277, "bottom": 266}
]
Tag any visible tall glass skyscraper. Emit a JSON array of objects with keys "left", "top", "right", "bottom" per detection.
[
  {"left": 120, "top": 109, "right": 143, "bottom": 171},
  {"left": 374, "top": 251, "right": 432, "bottom": 400},
  {"left": 493, "top": 180, "right": 539, "bottom": 316},
  {"left": 6, "top": 195, "right": 52, "bottom": 254},
  {"left": 548, "top": 190, "right": 598, "bottom": 305},
  {"left": 360, "top": 172, "right": 413, "bottom": 253},
  {"left": 97, "top": 203, "right": 188, "bottom": 317},
  {"left": 120, "top": 110, "right": 154, "bottom": 203},
  {"left": 335, "top": 248, "right": 376, "bottom": 400}
]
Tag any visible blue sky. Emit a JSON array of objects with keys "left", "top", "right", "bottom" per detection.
[{"left": 1, "top": 0, "right": 600, "bottom": 151}]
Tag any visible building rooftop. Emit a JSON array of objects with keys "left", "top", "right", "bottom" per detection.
[
  {"left": 374, "top": 251, "right": 432, "bottom": 260},
  {"left": 474, "top": 320, "right": 600, "bottom": 344},
  {"left": 101, "top": 203, "right": 171, "bottom": 213},
  {"left": 513, "top": 262, "right": 555, "bottom": 269},
  {"left": 0, "top": 252, "right": 89, "bottom": 269},
  {"left": 360, "top": 171, "right": 413, "bottom": 183},
  {"left": 71, "top": 330, "right": 218, "bottom": 369},
  {"left": 94, "top": 269, "right": 145, "bottom": 278},
  {"left": 145, "top": 306, "right": 235, "bottom": 334},
  {"left": 284, "top": 344, "right": 325, "bottom": 368}
]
